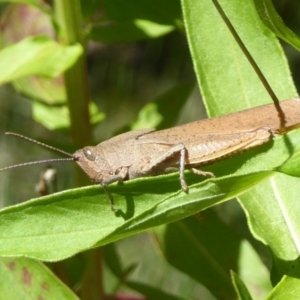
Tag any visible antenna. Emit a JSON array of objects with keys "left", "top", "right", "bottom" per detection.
[
  {"left": 211, "top": 0, "right": 286, "bottom": 128},
  {"left": 0, "top": 132, "right": 75, "bottom": 172}
]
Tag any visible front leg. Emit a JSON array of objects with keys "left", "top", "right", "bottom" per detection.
[
  {"left": 101, "top": 167, "right": 129, "bottom": 185},
  {"left": 101, "top": 184, "right": 117, "bottom": 212},
  {"left": 101, "top": 167, "right": 129, "bottom": 212}
]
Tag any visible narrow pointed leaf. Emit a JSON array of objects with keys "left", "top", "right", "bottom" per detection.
[{"left": 253, "top": 0, "right": 300, "bottom": 51}]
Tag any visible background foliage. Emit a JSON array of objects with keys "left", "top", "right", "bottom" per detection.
[{"left": 0, "top": 0, "right": 300, "bottom": 299}]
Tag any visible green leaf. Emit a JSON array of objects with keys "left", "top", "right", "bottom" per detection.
[
  {"left": 266, "top": 275, "right": 300, "bottom": 300},
  {"left": 32, "top": 102, "right": 71, "bottom": 131},
  {"left": 181, "top": 0, "right": 297, "bottom": 116},
  {"left": 0, "top": 35, "right": 83, "bottom": 85},
  {"left": 13, "top": 76, "right": 66, "bottom": 104},
  {"left": 231, "top": 271, "right": 254, "bottom": 300},
  {"left": 266, "top": 256, "right": 300, "bottom": 298},
  {"left": 0, "top": 257, "right": 79, "bottom": 299},
  {"left": 0, "top": 173, "right": 266, "bottom": 261},
  {"left": 134, "top": 19, "right": 174, "bottom": 37},
  {"left": 239, "top": 173, "right": 300, "bottom": 284},
  {"left": 32, "top": 101, "right": 105, "bottom": 131},
  {"left": 253, "top": 0, "right": 300, "bottom": 52},
  {"left": 182, "top": 0, "right": 300, "bottom": 284},
  {"left": 0, "top": 3, "right": 65, "bottom": 104}
]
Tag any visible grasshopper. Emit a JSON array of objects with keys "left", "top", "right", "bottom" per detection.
[{"left": 2, "top": 97, "right": 300, "bottom": 211}]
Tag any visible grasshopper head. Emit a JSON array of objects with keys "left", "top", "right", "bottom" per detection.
[{"left": 73, "top": 146, "right": 112, "bottom": 184}]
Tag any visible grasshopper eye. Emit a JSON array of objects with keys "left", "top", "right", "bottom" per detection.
[{"left": 83, "top": 148, "right": 96, "bottom": 161}]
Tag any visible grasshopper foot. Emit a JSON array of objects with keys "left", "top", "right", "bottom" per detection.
[{"left": 191, "top": 168, "right": 215, "bottom": 178}]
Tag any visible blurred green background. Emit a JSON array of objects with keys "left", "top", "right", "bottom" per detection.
[{"left": 0, "top": 0, "right": 300, "bottom": 299}]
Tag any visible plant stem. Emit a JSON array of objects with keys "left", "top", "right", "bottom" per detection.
[
  {"left": 54, "top": 0, "right": 92, "bottom": 150},
  {"left": 54, "top": 0, "right": 92, "bottom": 188}
]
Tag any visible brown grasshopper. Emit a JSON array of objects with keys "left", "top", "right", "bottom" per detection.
[{"left": 2, "top": 97, "right": 300, "bottom": 211}]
